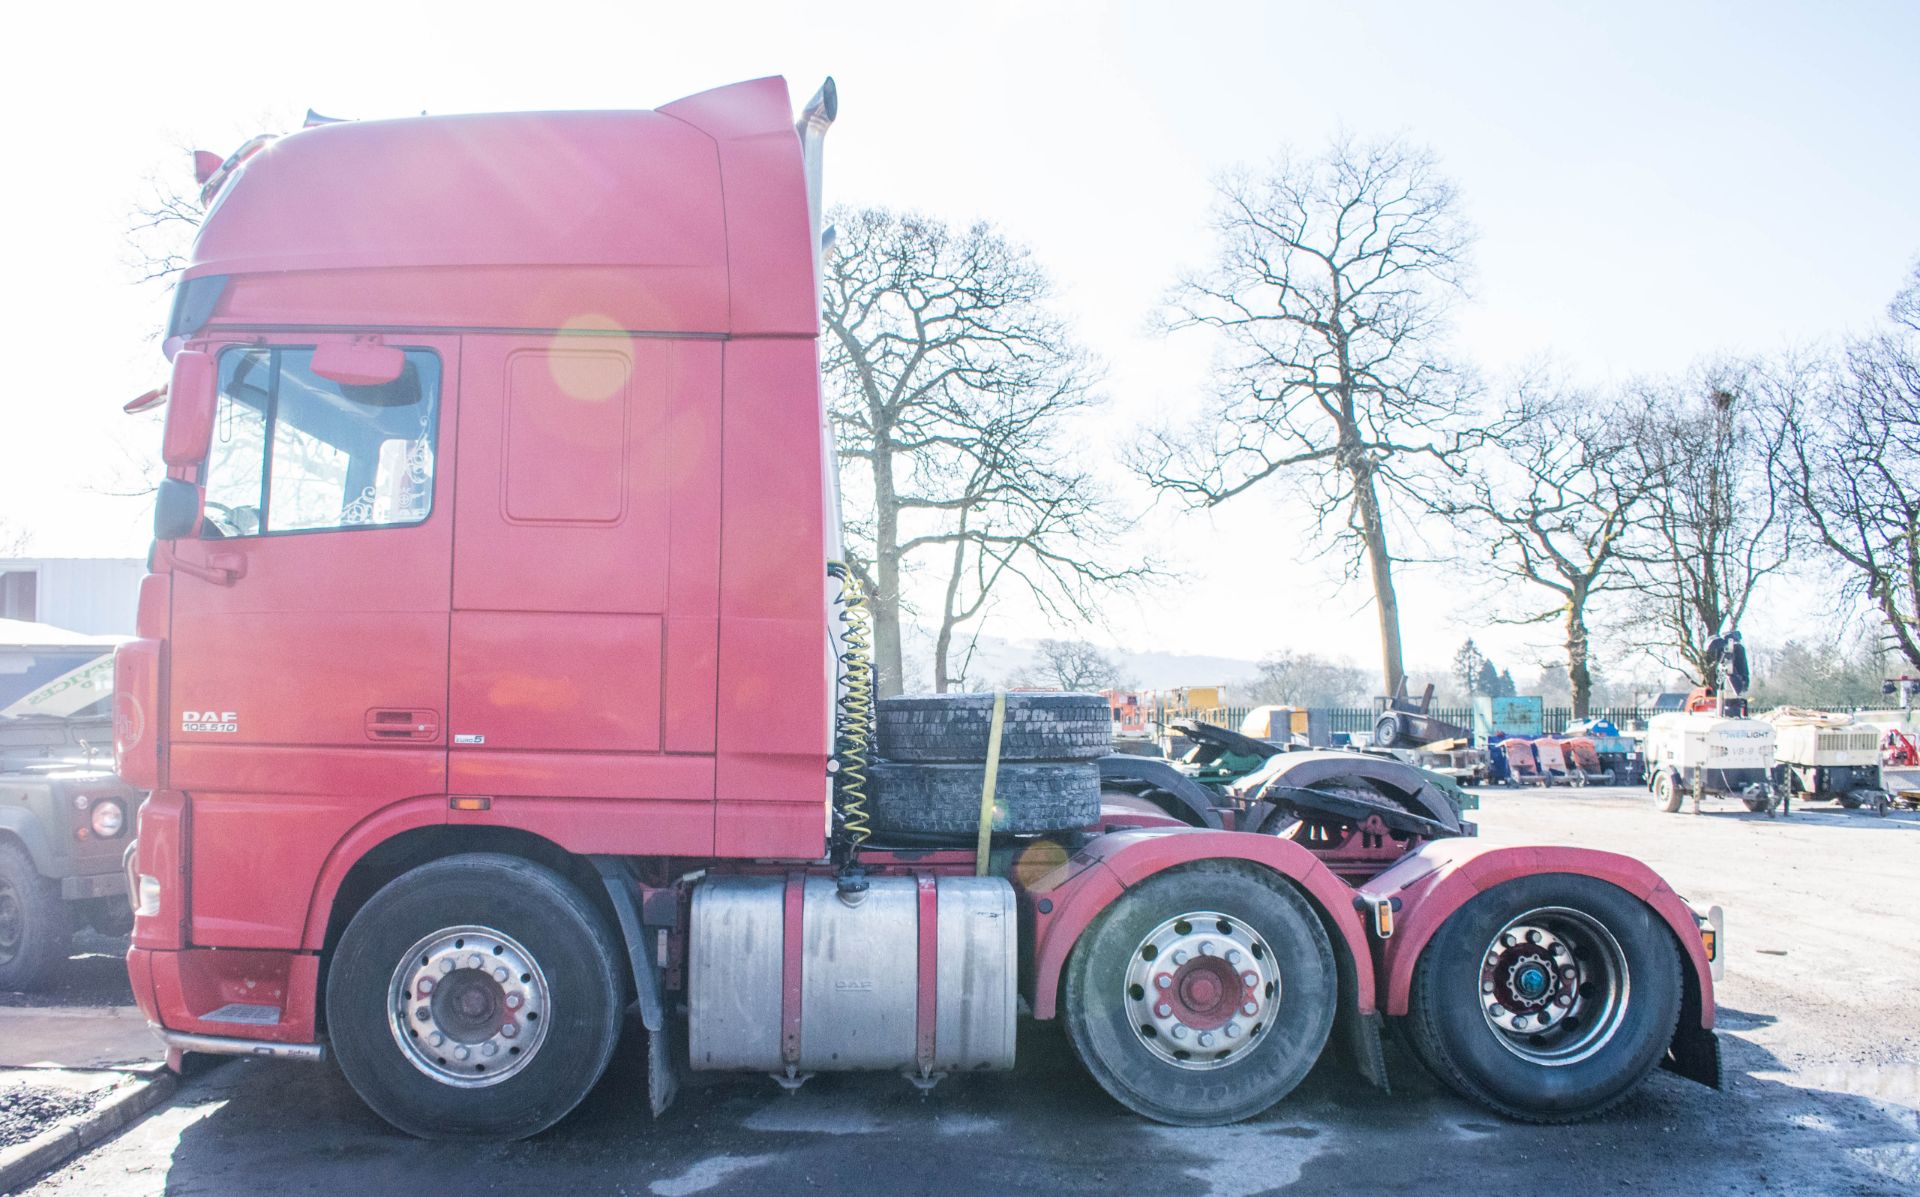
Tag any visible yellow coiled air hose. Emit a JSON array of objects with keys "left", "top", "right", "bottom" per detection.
[{"left": 827, "top": 562, "right": 876, "bottom": 867}]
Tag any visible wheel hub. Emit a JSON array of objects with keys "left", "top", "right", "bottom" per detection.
[
  {"left": 1479, "top": 908, "right": 1629, "bottom": 1065},
  {"left": 1125, "top": 912, "right": 1275, "bottom": 1070},
  {"left": 387, "top": 925, "right": 550, "bottom": 1087}
]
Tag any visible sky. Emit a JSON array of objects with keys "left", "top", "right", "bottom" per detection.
[{"left": 2, "top": 1, "right": 1915, "bottom": 688}]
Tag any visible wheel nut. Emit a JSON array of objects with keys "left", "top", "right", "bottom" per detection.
[
  {"left": 482, "top": 1042, "right": 498, "bottom": 1057},
  {"left": 415, "top": 1005, "right": 431, "bottom": 1022},
  {"left": 494, "top": 967, "right": 509, "bottom": 983},
  {"left": 1241, "top": 1001, "right": 1258, "bottom": 1016},
  {"left": 1241, "top": 972, "right": 1258, "bottom": 988},
  {"left": 1172, "top": 949, "right": 1189, "bottom": 965},
  {"left": 1155, "top": 974, "right": 1172, "bottom": 990},
  {"left": 455, "top": 1046, "right": 470, "bottom": 1061},
  {"left": 501, "top": 1022, "right": 519, "bottom": 1039},
  {"left": 428, "top": 1032, "right": 444, "bottom": 1048},
  {"left": 506, "top": 994, "right": 522, "bottom": 1010},
  {"left": 1225, "top": 1024, "right": 1242, "bottom": 1039},
  {"left": 1513, "top": 1014, "right": 1529, "bottom": 1029},
  {"left": 416, "top": 978, "right": 434, "bottom": 996},
  {"left": 439, "top": 959, "right": 455, "bottom": 974},
  {"left": 1198, "top": 941, "right": 1214, "bottom": 956},
  {"left": 1170, "top": 1025, "right": 1188, "bottom": 1040},
  {"left": 468, "top": 954, "right": 484, "bottom": 969},
  {"left": 1526, "top": 930, "right": 1541, "bottom": 944},
  {"left": 1481, "top": 980, "right": 1495, "bottom": 994},
  {"left": 1501, "top": 933, "right": 1516, "bottom": 947},
  {"left": 1155, "top": 1002, "right": 1172, "bottom": 1018},
  {"left": 1227, "top": 950, "right": 1242, "bottom": 965},
  {"left": 1198, "top": 1032, "right": 1215, "bottom": 1047}
]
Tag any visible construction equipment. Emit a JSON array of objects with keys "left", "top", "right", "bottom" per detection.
[
  {"left": 1643, "top": 631, "right": 1784, "bottom": 815},
  {"left": 1767, "top": 709, "right": 1889, "bottom": 815}
]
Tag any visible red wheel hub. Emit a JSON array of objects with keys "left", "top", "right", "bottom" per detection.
[{"left": 1162, "top": 957, "right": 1252, "bottom": 1031}]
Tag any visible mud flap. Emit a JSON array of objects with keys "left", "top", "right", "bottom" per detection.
[
  {"left": 1663, "top": 1023, "right": 1724, "bottom": 1089},
  {"left": 1336, "top": 1007, "right": 1391, "bottom": 1093},
  {"left": 590, "top": 857, "right": 681, "bottom": 1117},
  {"left": 648, "top": 1016, "right": 680, "bottom": 1116}
]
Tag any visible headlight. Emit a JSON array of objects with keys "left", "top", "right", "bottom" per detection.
[{"left": 90, "top": 800, "right": 126, "bottom": 838}]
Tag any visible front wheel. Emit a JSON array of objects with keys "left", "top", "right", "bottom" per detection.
[
  {"left": 325, "top": 853, "right": 624, "bottom": 1139},
  {"left": 1652, "top": 771, "right": 1683, "bottom": 813},
  {"left": 1400, "top": 874, "right": 1682, "bottom": 1122},
  {"left": 1063, "top": 862, "right": 1335, "bottom": 1125},
  {"left": 0, "top": 840, "right": 71, "bottom": 990}
]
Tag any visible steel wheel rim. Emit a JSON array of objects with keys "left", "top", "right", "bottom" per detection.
[
  {"left": 387, "top": 925, "right": 551, "bottom": 1087},
  {"left": 1479, "top": 906, "right": 1629, "bottom": 1067},
  {"left": 1123, "top": 910, "right": 1277, "bottom": 1070}
]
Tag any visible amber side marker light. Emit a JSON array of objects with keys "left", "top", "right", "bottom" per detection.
[{"left": 449, "top": 796, "right": 492, "bottom": 812}]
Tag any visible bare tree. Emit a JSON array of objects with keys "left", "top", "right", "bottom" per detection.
[
  {"left": 1771, "top": 262, "right": 1920, "bottom": 668},
  {"left": 125, "top": 170, "right": 203, "bottom": 289},
  {"left": 823, "top": 207, "right": 1151, "bottom": 694},
  {"left": 1437, "top": 386, "right": 1648, "bottom": 716},
  {"left": 0, "top": 518, "right": 31, "bottom": 557},
  {"left": 1622, "top": 369, "right": 1793, "bottom": 681},
  {"left": 1010, "top": 639, "right": 1128, "bottom": 691},
  {"left": 1241, "top": 649, "right": 1372, "bottom": 707},
  {"left": 1135, "top": 137, "right": 1477, "bottom": 696}
]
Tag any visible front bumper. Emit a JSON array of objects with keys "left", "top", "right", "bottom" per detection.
[{"left": 61, "top": 871, "right": 128, "bottom": 900}]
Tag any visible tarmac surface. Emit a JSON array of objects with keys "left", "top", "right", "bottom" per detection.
[{"left": 20, "top": 785, "right": 1920, "bottom": 1195}]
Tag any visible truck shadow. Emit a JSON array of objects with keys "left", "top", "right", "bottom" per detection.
[{"left": 139, "top": 1005, "right": 1918, "bottom": 1196}]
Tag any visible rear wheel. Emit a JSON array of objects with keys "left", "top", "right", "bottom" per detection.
[
  {"left": 1063, "top": 863, "right": 1335, "bottom": 1125},
  {"left": 1401, "top": 874, "right": 1682, "bottom": 1122},
  {"left": 326, "top": 854, "right": 623, "bottom": 1139},
  {"left": 0, "top": 840, "right": 71, "bottom": 990}
]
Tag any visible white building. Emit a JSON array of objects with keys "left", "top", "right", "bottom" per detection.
[{"left": 0, "top": 557, "right": 146, "bottom": 636}]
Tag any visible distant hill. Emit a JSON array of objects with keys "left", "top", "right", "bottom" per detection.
[{"left": 897, "top": 630, "right": 1261, "bottom": 692}]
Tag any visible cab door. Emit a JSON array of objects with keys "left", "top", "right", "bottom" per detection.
[
  {"left": 165, "top": 336, "right": 457, "bottom": 948},
  {"left": 446, "top": 334, "right": 722, "bottom": 856}
]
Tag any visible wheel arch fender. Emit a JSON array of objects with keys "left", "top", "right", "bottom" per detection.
[
  {"left": 1025, "top": 829, "right": 1377, "bottom": 1026},
  {"left": 1368, "top": 842, "right": 1716, "bottom": 1034},
  {"left": 0, "top": 807, "right": 57, "bottom": 875},
  {"left": 1094, "top": 756, "right": 1223, "bottom": 828}
]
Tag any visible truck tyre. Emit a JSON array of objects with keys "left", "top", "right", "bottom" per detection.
[
  {"left": 0, "top": 839, "right": 71, "bottom": 991},
  {"left": 1652, "top": 771, "right": 1684, "bottom": 813},
  {"left": 868, "top": 761, "right": 1100, "bottom": 835},
  {"left": 326, "top": 853, "right": 624, "bottom": 1140},
  {"left": 1372, "top": 715, "right": 1401, "bottom": 748},
  {"left": 1400, "top": 874, "right": 1683, "bottom": 1123},
  {"left": 876, "top": 692, "right": 1112, "bottom": 763},
  {"left": 1063, "top": 862, "right": 1335, "bottom": 1125}
]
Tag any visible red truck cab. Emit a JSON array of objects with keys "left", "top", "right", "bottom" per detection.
[{"left": 117, "top": 77, "right": 1722, "bottom": 1140}]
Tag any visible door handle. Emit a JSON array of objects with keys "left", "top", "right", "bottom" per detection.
[{"left": 366, "top": 708, "right": 441, "bottom": 742}]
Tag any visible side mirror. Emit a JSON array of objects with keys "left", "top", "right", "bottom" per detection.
[
  {"left": 161, "top": 350, "right": 217, "bottom": 467},
  {"left": 154, "top": 477, "right": 203, "bottom": 541},
  {"left": 312, "top": 340, "right": 404, "bottom": 387}
]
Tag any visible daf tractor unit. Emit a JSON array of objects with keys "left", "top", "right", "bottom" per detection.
[{"left": 116, "top": 77, "right": 1723, "bottom": 1140}]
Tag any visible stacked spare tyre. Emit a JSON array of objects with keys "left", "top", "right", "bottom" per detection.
[{"left": 870, "top": 692, "right": 1111, "bottom": 836}]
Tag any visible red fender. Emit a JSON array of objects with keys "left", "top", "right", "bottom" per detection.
[
  {"left": 1362, "top": 839, "right": 1715, "bottom": 1028},
  {"left": 1024, "top": 828, "right": 1376, "bottom": 1020},
  {"left": 299, "top": 795, "right": 450, "bottom": 949}
]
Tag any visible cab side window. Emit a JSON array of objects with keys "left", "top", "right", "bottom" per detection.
[{"left": 201, "top": 347, "right": 441, "bottom": 537}]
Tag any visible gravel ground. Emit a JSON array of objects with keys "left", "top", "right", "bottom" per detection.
[
  {"left": 0, "top": 1083, "right": 98, "bottom": 1151},
  {"left": 23, "top": 784, "right": 1920, "bottom": 1194}
]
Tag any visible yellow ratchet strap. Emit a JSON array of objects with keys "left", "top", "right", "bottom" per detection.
[{"left": 975, "top": 691, "right": 1008, "bottom": 876}]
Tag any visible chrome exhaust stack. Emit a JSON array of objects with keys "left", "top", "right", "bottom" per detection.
[
  {"left": 796, "top": 76, "right": 838, "bottom": 297},
  {"left": 799, "top": 77, "right": 848, "bottom": 565}
]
